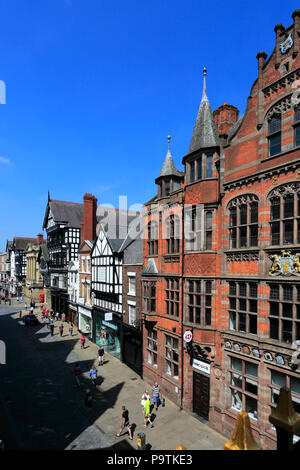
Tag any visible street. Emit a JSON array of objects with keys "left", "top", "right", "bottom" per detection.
[
  {"left": 0, "top": 303, "right": 114, "bottom": 450},
  {"left": 0, "top": 301, "right": 227, "bottom": 451}
]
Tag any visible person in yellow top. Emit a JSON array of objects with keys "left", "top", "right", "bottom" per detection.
[{"left": 143, "top": 397, "right": 153, "bottom": 428}]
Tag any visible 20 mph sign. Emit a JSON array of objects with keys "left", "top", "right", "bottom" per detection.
[{"left": 183, "top": 331, "right": 193, "bottom": 343}]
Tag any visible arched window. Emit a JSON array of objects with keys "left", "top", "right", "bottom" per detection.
[
  {"left": 269, "top": 183, "right": 300, "bottom": 246},
  {"left": 228, "top": 195, "right": 259, "bottom": 249}
]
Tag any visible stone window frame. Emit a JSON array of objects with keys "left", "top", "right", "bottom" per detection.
[
  {"left": 268, "top": 182, "right": 300, "bottom": 246},
  {"left": 228, "top": 281, "right": 258, "bottom": 335},
  {"left": 227, "top": 194, "right": 259, "bottom": 249},
  {"left": 165, "top": 213, "right": 180, "bottom": 254},
  {"left": 228, "top": 355, "right": 259, "bottom": 421},
  {"left": 146, "top": 328, "right": 158, "bottom": 367},
  {"left": 147, "top": 221, "right": 158, "bottom": 256},
  {"left": 268, "top": 282, "right": 300, "bottom": 344},
  {"left": 143, "top": 281, "right": 156, "bottom": 313},
  {"left": 187, "top": 153, "right": 216, "bottom": 184},
  {"left": 165, "top": 334, "right": 179, "bottom": 380},
  {"left": 165, "top": 277, "right": 180, "bottom": 317},
  {"left": 186, "top": 279, "right": 213, "bottom": 327},
  {"left": 269, "top": 368, "right": 300, "bottom": 425}
]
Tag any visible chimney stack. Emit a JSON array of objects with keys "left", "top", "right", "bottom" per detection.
[
  {"left": 37, "top": 233, "right": 44, "bottom": 244},
  {"left": 213, "top": 103, "right": 239, "bottom": 135},
  {"left": 82, "top": 193, "right": 98, "bottom": 242}
]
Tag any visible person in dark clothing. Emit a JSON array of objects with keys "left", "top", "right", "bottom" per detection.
[
  {"left": 50, "top": 323, "right": 55, "bottom": 336},
  {"left": 116, "top": 406, "right": 133, "bottom": 439},
  {"left": 98, "top": 346, "right": 104, "bottom": 365},
  {"left": 59, "top": 324, "right": 64, "bottom": 337}
]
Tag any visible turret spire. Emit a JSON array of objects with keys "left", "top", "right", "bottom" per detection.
[
  {"left": 202, "top": 67, "right": 208, "bottom": 102},
  {"left": 156, "top": 135, "right": 182, "bottom": 180},
  {"left": 187, "top": 67, "right": 220, "bottom": 154}
]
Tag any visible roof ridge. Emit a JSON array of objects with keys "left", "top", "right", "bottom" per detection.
[{"left": 51, "top": 200, "right": 83, "bottom": 205}]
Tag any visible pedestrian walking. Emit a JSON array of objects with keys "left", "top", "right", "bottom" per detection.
[
  {"left": 30, "top": 306, "right": 34, "bottom": 314},
  {"left": 59, "top": 324, "right": 64, "bottom": 337},
  {"left": 98, "top": 346, "right": 104, "bottom": 366},
  {"left": 25, "top": 303, "right": 27, "bottom": 310},
  {"left": 116, "top": 406, "right": 133, "bottom": 439},
  {"left": 80, "top": 335, "right": 86, "bottom": 349},
  {"left": 152, "top": 381, "right": 160, "bottom": 411},
  {"left": 55, "top": 312, "right": 60, "bottom": 321},
  {"left": 89, "top": 366, "right": 97, "bottom": 386},
  {"left": 74, "top": 363, "right": 81, "bottom": 386},
  {"left": 141, "top": 390, "right": 150, "bottom": 414},
  {"left": 69, "top": 324, "right": 73, "bottom": 336},
  {"left": 144, "top": 396, "right": 153, "bottom": 428},
  {"left": 62, "top": 313, "right": 66, "bottom": 322},
  {"left": 45, "top": 317, "right": 50, "bottom": 329},
  {"left": 17, "top": 296, "right": 19, "bottom": 302},
  {"left": 50, "top": 323, "right": 54, "bottom": 336}
]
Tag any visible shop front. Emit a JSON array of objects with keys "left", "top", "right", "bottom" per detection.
[
  {"left": 94, "top": 310, "right": 121, "bottom": 360},
  {"left": 68, "top": 304, "right": 77, "bottom": 325},
  {"left": 78, "top": 305, "right": 92, "bottom": 338}
]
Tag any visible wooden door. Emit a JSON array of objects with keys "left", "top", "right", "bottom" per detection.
[{"left": 193, "top": 372, "right": 210, "bottom": 421}]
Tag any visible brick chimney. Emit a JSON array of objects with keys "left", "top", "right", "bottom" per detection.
[
  {"left": 37, "top": 233, "right": 44, "bottom": 244},
  {"left": 213, "top": 103, "right": 239, "bottom": 135},
  {"left": 83, "top": 193, "right": 98, "bottom": 242}
]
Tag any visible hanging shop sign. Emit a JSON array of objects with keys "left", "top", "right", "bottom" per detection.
[{"left": 183, "top": 330, "right": 193, "bottom": 343}]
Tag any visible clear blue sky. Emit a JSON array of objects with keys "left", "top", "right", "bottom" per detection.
[{"left": 0, "top": 0, "right": 299, "bottom": 251}]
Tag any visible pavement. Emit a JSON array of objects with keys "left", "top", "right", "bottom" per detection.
[{"left": 9, "top": 299, "right": 228, "bottom": 450}]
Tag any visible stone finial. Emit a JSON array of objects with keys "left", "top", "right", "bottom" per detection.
[
  {"left": 274, "top": 23, "right": 285, "bottom": 34},
  {"left": 292, "top": 9, "right": 300, "bottom": 20},
  {"left": 269, "top": 387, "right": 300, "bottom": 433},
  {"left": 202, "top": 67, "right": 208, "bottom": 102},
  {"left": 224, "top": 411, "right": 262, "bottom": 450},
  {"left": 167, "top": 135, "right": 171, "bottom": 154}
]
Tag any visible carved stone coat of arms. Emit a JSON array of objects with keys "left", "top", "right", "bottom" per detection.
[{"left": 269, "top": 250, "right": 300, "bottom": 276}]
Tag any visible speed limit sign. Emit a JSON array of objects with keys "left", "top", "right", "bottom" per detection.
[{"left": 183, "top": 330, "right": 193, "bottom": 343}]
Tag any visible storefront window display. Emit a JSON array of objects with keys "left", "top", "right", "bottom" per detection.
[{"left": 95, "top": 315, "right": 120, "bottom": 360}]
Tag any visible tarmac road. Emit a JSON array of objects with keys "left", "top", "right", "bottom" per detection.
[{"left": 0, "top": 304, "right": 113, "bottom": 450}]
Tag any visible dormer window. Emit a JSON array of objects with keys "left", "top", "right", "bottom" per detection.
[{"left": 268, "top": 114, "right": 281, "bottom": 156}]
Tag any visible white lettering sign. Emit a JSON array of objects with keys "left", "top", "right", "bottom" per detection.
[{"left": 192, "top": 358, "right": 210, "bottom": 374}]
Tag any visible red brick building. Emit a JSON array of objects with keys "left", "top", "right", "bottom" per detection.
[{"left": 142, "top": 10, "right": 300, "bottom": 449}]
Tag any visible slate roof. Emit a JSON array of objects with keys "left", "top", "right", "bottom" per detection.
[
  {"left": 12, "top": 237, "right": 38, "bottom": 251},
  {"left": 187, "top": 69, "right": 220, "bottom": 154},
  {"left": 96, "top": 207, "right": 141, "bottom": 254},
  {"left": 43, "top": 200, "right": 83, "bottom": 229},
  {"left": 39, "top": 244, "right": 49, "bottom": 262},
  {"left": 6, "top": 241, "right": 12, "bottom": 252},
  {"left": 143, "top": 258, "right": 158, "bottom": 275},
  {"left": 157, "top": 136, "right": 183, "bottom": 180},
  {"left": 227, "top": 114, "right": 245, "bottom": 142}
]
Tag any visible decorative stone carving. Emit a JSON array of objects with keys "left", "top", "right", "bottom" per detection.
[
  {"left": 269, "top": 250, "right": 300, "bottom": 276},
  {"left": 227, "top": 251, "right": 259, "bottom": 262}
]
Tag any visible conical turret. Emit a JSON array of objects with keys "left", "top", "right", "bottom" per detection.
[
  {"left": 158, "top": 136, "right": 182, "bottom": 179},
  {"left": 188, "top": 68, "right": 220, "bottom": 154}
]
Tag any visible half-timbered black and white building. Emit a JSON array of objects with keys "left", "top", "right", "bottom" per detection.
[
  {"left": 91, "top": 207, "right": 141, "bottom": 361},
  {"left": 42, "top": 196, "right": 83, "bottom": 316}
]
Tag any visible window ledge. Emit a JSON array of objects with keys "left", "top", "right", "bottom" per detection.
[{"left": 261, "top": 145, "right": 300, "bottom": 162}]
